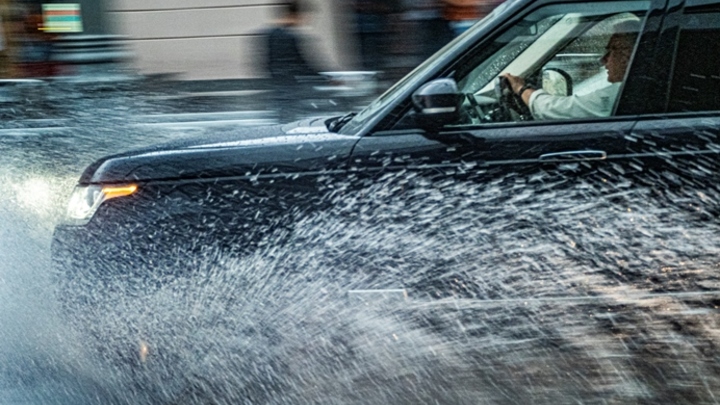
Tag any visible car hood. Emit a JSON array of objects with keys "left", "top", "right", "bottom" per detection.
[{"left": 80, "top": 117, "right": 360, "bottom": 184}]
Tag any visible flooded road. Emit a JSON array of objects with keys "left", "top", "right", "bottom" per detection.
[{"left": 1, "top": 80, "right": 720, "bottom": 404}]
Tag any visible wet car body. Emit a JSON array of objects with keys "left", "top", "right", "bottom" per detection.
[
  {"left": 53, "top": 0, "right": 720, "bottom": 312},
  {"left": 53, "top": 120, "right": 358, "bottom": 282}
]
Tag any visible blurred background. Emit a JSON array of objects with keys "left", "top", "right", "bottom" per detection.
[
  {"left": 0, "top": 0, "right": 507, "bottom": 124},
  {"left": 0, "top": 0, "right": 506, "bottom": 84}
]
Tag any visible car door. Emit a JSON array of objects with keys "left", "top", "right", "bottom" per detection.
[
  {"left": 624, "top": 0, "right": 720, "bottom": 216},
  {"left": 350, "top": 0, "right": 666, "bottom": 193}
]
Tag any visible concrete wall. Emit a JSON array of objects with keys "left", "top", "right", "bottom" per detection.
[{"left": 106, "top": 0, "right": 356, "bottom": 80}]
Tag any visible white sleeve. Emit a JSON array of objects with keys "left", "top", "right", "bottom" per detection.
[{"left": 528, "top": 83, "right": 621, "bottom": 120}]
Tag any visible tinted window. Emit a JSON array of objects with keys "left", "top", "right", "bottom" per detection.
[{"left": 667, "top": 5, "right": 720, "bottom": 112}]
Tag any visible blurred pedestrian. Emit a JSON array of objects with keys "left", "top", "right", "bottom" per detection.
[
  {"left": 16, "top": 6, "right": 56, "bottom": 78},
  {"left": 264, "top": 0, "right": 319, "bottom": 85},
  {"left": 0, "top": 8, "right": 8, "bottom": 77},
  {"left": 1, "top": 3, "right": 27, "bottom": 78},
  {"left": 262, "top": 0, "right": 324, "bottom": 122}
]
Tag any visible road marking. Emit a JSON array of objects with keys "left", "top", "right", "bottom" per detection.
[
  {"left": 0, "top": 111, "right": 279, "bottom": 136},
  {"left": 142, "top": 90, "right": 268, "bottom": 99},
  {"left": 0, "top": 127, "right": 71, "bottom": 136},
  {"left": 138, "top": 110, "right": 274, "bottom": 122},
  {"left": 132, "top": 119, "right": 277, "bottom": 129}
]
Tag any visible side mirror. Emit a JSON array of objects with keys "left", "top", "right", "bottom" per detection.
[
  {"left": 542, "top": 68, "right": 573, "bottom": 96},
  {"left": 411, "top": 78, "right": 463, "bottom": 129}
]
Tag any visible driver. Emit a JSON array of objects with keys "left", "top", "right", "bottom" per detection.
[{"left": 502, "top": 20, "right": 640, "bottom": 120}]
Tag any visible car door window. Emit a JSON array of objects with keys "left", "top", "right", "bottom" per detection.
[
  {"left": 351, "top": 1, "right": 665, "bottom": 204},
  {"left": 667, "top": 1, "right": 720, "bottom": 113},
  {"left": 396, "top": 1, "right": 650, "bottom": 128}
]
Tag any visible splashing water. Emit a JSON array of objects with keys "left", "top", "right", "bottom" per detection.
[{"left": 46, "top": 172, "right": 720, "bottom": 404}]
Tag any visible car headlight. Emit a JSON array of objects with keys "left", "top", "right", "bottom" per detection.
[{"left": 64, "top": 184, "right": 138, "bottom": 225}]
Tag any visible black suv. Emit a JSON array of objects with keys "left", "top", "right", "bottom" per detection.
[{"left": 53, "top": 0, "right": 720, "bottom": 299}]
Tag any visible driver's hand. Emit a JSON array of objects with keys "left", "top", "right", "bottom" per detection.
[{"left": 501, "top": 73, "right": 525, "bottom": 95}]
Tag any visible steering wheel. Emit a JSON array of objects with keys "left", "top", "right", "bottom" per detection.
[
  {"left": 493, "top": 77, "right": 533, "bottom": 121},
  {"left": 493, "top": 77, "right": 514, "bottom": 121}
]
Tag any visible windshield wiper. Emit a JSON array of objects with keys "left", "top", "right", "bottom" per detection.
[{"left": 327, "top": 112, "right": 356, "bottom": 132}]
